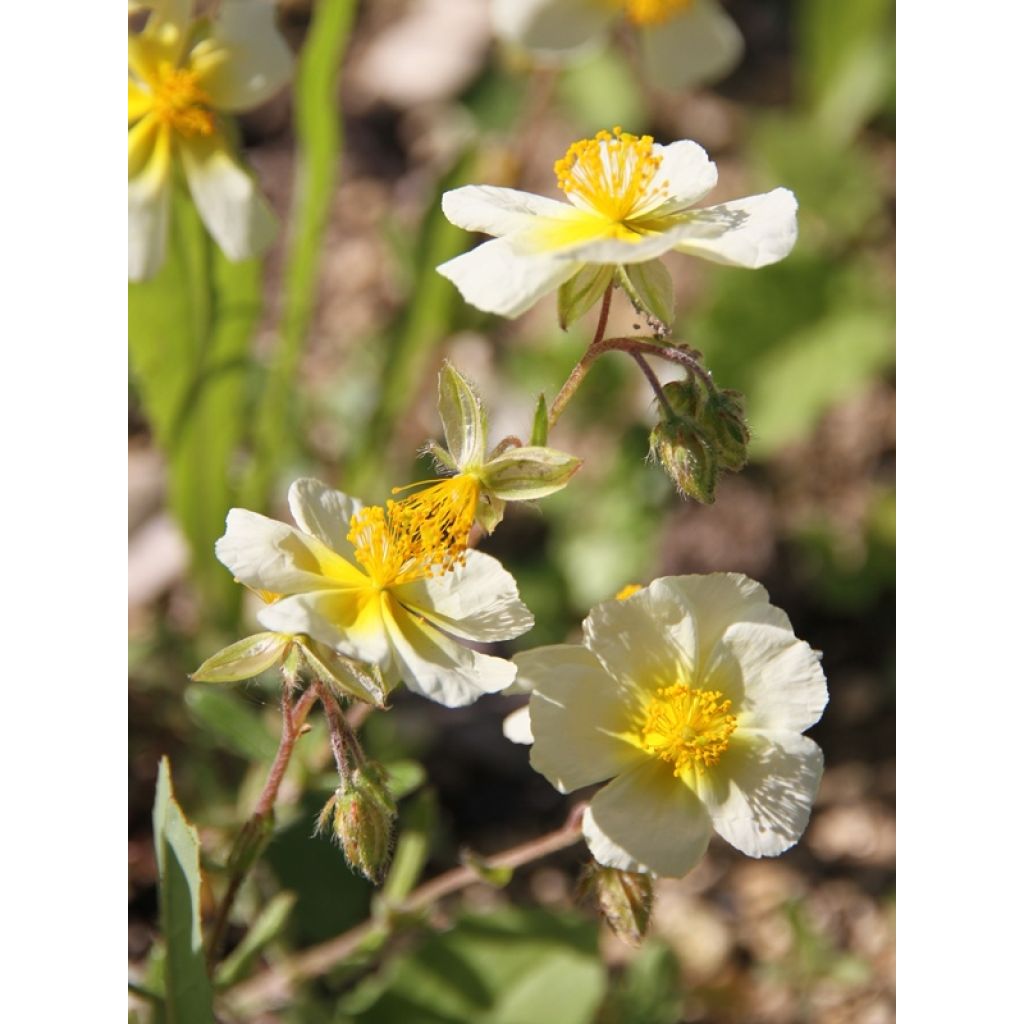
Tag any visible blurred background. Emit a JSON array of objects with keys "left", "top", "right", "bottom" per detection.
[{"left": 129, "top": 0, "right": 895, "bottom": 1020}]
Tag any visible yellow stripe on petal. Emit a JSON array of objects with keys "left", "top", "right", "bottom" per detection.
[{"left": 129, "top": 79, "right": 154, "bottom": 125}]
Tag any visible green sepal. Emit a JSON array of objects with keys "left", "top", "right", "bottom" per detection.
[
  {"left": 558, "top": 265, "right": 615, "bottom": 330},
  {"left": 579, "top": 863, "right": 654, "bottom": 947},
  {"left": 650, "top": 418, "right": 719, "bottom": 504},
  {"left": 478, "top": 445, "right": 582, "bottom": 501},
  {"left": 530, "top": 393, "right": 549, "bottom": 446},
  {"left": 618, "top": 261, "right": 675, "bottom": 329},
  {"left": 437, "top": 362, "right": 487, "bottom": 468},
  {"left": 190, "top": 632, "right": 291, "bottom": 683},
  {"left": 299, "top": 639, "right": 389, "bottom": 708},
  {"left": 475, "top": 491, "right": 507, "bottom": 535}
]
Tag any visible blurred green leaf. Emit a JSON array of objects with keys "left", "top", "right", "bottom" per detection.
[
  {"left": 598, "top": 940, "right": 682, "bottom": 1024},
  {"left": 152, "top": 757, "right": 215, "bottom": 1024},
  {"left": 382, "top": 760, "right": 427, "bottom": 803},
  {"left": 184, "top": 684, "right": 278, "bottom": 761},
  {"left": 381, "top": 788, "right": 437, "bottom": 906},
  {"left": 338, "top": 908, "right": 606, "bottom": 1024},
  {"left": 129, "top": 190, "right": 262, "bottom": 620},
  {"left": 557, "top": 50, "right": 645, "bottom": 135},
  {"left": 215, "top": 891, "right": 297, "bottom": 989}
]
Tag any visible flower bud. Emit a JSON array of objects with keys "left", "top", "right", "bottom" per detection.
[
  {"left": 650, "top": 417, "right": 719, "bottom": 504},
  {"left": 703, "top": 387, "right": 750, "bottom": 472},
  {"left": 322, "top": 763, "right": 397, "bottom": 884},
  {"left": 579, "top": 863, "right": 654, "bottom": 947}
]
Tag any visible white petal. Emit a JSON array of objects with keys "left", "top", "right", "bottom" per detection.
[
  {"left": 287, "top": 479, "right": 362, "bottom": 559},
  {"left": 179, "top": 132, "right": 277, "bottom": 262},
  {"left": 259, "top": 589, "right": 393, "bottom": 666},
  {"left": 441, "top": 185, "right": 570, "bottom": 237},
  {"left": 640, "top": 0, "right": 744, "bottom": 91},
  {"left": 704, "top": 621, "right": 828, "bottom": 733},
  {"left": 382, "top": 599, "right": 516, "bottom": 707},
  {"left": 583, "top": 585, "right": 698, "bottom": 696},
  {"left": 502, "top": 704, "right": 534, "bottom": 745},
  {"left": 584, "top": 760, "right": 713, "bottom": 877},
  {"left": 651, "top": 140, "right": 718, "bottom": 210},
  {"left": 492, "top": 0, "right": 612, "bottom": 54},
  {"left": 194, "top": 0, "right": 294, "bottom": 112},
  {"left": 696, "top": 731, "right": 824, "bottom": 858},
  {"left": 672, "top": 188, "right": 799, "bottom": 268},
  {"left": 436, "top": 235, "right": 581, "bottom": 318},
  {"left": 522, "top": 645, "right": 648, "bottom": 793},
  {"left": 393, "top": 550, "right": 534, "bottom": 643},
  {"left": 128, "top": 118, "right": 172, "bottom": 282},
  {"left": 215, "top": 508, "right": 365, "bottom": 594}
]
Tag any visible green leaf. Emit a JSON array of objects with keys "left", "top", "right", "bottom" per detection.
[
  {"left": 557, "top": 49, "right": 645, "bottom": 135},
  {"left": 558, "top": 265, "right": 614, "bottom": 330},
  {"left": 437, "top": 362, "right": 487, "bottom": 468},
  {"left": 380, "top": 789, "right": 437, "bottom": 906},
  {"left": 529, "top": 393, "right": 549, "bottom": 447},
  {"left": 600, "top": 940, "right": 683, "bottom": 1024},
  {"left": 380, "top": 760, "right": 426, "bottom": 802},
  {"left": 152, "top": 757, "right": 216, "bottom": 1024},
  {"left": 191, "top": 632, "right": 289, "bottom": 683},
  {"left": 214, "top": 891, "right": 297, "bottom": 989},
  {"left": 184, "top": 684, "right": 278, "bottom": 761},
  {"left": 619, "top": 261, "right": 675, "bottom": 329}
]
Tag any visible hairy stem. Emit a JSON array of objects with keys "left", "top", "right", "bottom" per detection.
[
  {"left": 631, "top": 353, "right": 675, "bottom": 418},
  {"left": 548, "top": 284, "right": 614, "bottom": 430},
  {"left": 315, "top": 680, "right": 367, "bottom": 783}
]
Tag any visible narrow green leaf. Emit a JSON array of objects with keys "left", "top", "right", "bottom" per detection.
[
  {"left": 214, "top": 891, "right": 297, "bottom": 990},
  {"left": 152, "top": 757, "right": 216, "bottom": 1024},
  {"left": 380, "top": 789, "right": 437, "bottom": 906},
  {"left": 184, "top": 685, "right": 278, "bottom": 761},
  {"left": 530, "top": 393, "right": 548, "bottom": 447}
]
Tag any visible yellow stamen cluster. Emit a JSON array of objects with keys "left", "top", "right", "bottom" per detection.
[
  {"left": 554, "top": 127, "right": 667, "bottom": 227},
  {"left": 151, "top": 63, "right": 215, "bottom": 138},
  {"left": 641, "top": 684, "right": 737, "bottom": 777},
  {"left": 348, "top": 476, "right": 480, "bottom": 589},
  {"left": 616, "top": 0, "right": 695, "bottom": 27}
]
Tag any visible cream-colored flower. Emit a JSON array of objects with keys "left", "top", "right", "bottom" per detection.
[
  {"left": 215, "top": 479, "right": 534, "bottom": 707},
  {"left": 128, "top": 0, "right": 293, "bottom": 280},
  {"left": 492, "top": 0, "right": 743, "bottom": 92},
  {"left": 437, "top": 128, "right": 797, "bottom": 319},
  {"left": 517, "top": 574, "right": 827, "bottom": 876}
]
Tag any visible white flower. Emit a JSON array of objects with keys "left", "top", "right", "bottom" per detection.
[
  {"left": 517, "top": 574, "right": 827, "bottom": 877},
  {"left": 215, "top": 479, "right": 535, "bottom": 708},
  {"left": 128, "top": 0, "right": 293, "bottom": 280},
  {"left": 492, "top": 0, "right": 743, "bottom": 92},
  {"left": 436, "top": 128, "right": 797, "bottom": 319}
]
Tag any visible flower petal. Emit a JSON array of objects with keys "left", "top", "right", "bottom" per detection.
[
  {"left": 287, "top": 478, "right": 362, "bottom": 560},
  {"left": 436, "top": 235, "right": 581, "bottom": 318},
  {"left": 128, "top": 117, "right": 172, "bottom": 282},
  {"left": 441, "top": 185, "right": 571, "bottom": 237},
  {"left": 704, "top": 621, "right": 828, "bottom": 733},
  {"left": 130, "top": 0, "right": 191, "bottom": 76},
  {"left": 584, "top": 760, "right": 713, "bottom": 877},
  {"left": 193, "top": 0, "right": 294, "bottom": 112},
  {"left": 583, "top": 584, "right": 699, "bottom": 697},
  {"left": 696, "top": 730, "right": 824, "bottom": 858},
  {"left": 393, "top": 550, "right": 534, "bottom": 643},
  {"left": 492, "top": 0, "right": 613, "bottom": 54},
  {"left": 215, "top": 508, "right": 365, "bottom": 594},
  {"left": 179, "top": 131, "right": 277, "bottom": 262},
  {"left": 522, "top": 644, "right": 648, "bottom": 793},
  {"left": 671, "top": 188, "right": 799, "bottom": 268},
  {"left": 639, "top": 0, "right": 744, "bottom": 91},
  {"left": 651, "top": 140, "right": 718, "bottom": 210},
  {"left": 502, "top": 704, "right": 534, "bottom": 745},
  {"left": 544, "top": 217, "right": 699, "bottom": 266},
  {"left": 129, "top": 79, "right": 153, "bottom": 125},
  {"left": 382, "top": 599, "right": 517, "bottom": 707}
]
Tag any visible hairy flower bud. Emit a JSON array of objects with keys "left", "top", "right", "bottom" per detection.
[
  {"left": 704, "top": 388, "right": 750, "bottom": 472},
  {"left": 579, "top": 862, "right": 655, "bottom": 946},
  {"left": 650, "top": 417, "right": 719, "bottom": 504},
  {"left": 321, "top": 763, "right": 397, "bottom": 884}
]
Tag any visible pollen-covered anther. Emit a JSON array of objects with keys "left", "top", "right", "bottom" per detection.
[
  {"left": 641, "top": 684, "right": 737, "bottom": 776},
  {"left": 553, "top": 127, "right": 668, "bottom": 229},
  {"left": 151, "top": 62, "right": 215, "bottom": 137},
  {"left": 618, "top": 0, "right": 695, "bottom": 27}
]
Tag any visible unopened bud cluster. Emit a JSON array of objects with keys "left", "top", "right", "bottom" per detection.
[{"left": 318, "top": 763, "right": 397, "bottom": 884}]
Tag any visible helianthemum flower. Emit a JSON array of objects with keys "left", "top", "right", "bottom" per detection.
[
  {"left": 436, "top": 128, "right": 797, "bottom": 320},
  {"left": 517, "top": 574, "right": 827, "bottom": 876},
  {"left": 215, "top": 479, "right": 534, "bottom": 707},
  {"left": 128, "top": 0, "right": 293, "bottom": 280},
  {"left": 492, "top": 0, "right": 743, "bottom": 92}
]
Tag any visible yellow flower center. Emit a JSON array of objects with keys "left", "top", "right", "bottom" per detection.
[
  {"left": 641, "top": 684, "right": 737, "bottom": 777},
  {"left": 615, "top": 0, "right": 695, "bottom": 27},
  {"left": 151, "top": 62, "right": 215, "bottom": 138},
  {"left": 554, "top": 127, "right": 668, "bottom": 233},
  {"left": 347, "top": 476, "right": 480, "bottom": 589}
]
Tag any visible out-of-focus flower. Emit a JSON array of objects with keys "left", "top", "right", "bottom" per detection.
[
  {"left": 517, "top": 574, "right": 827, "bottom": 877},
  {"left": 215, "top": 479, "right": 534, "bottom": 707},
  {"left": 128, "top": 0, "right": 293, "bottom": 280},
  {"left": 437, "top": 128, "right": 797, "bottom": 319},
  {"left": 492, "top": 0, "right": 743, "bottom": 92}
]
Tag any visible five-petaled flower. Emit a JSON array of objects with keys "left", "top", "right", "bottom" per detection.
[
  {"left": 437, "top": 128, "right": 797, "bottom": 320},
  {"left": 517, "top": 574, "right": 827, "bottom": 877},
  {"left": 128, "top": 0, "right": 293, "bottom": 280},
  {"left": 215, "top": 479, "right": 534, "bottom": 708}
]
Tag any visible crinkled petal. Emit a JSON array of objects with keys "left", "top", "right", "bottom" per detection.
[
  {"left": 583, "top": 584, "right": 699, "bottom": 697},
  {"left": 441, "top": 185, "right": 571, "bottom": 237},
  {"left": 671, "top": 188, "right": 798, "bottom": 268},
  {"left": 704, "top": 621, "right": 828, "bottom": 733},
  {"left": 640, "top": 0, "right": 744, "bottom": 91},
  {"left": 584, "top": 760, "right": 713, "bottom": 876},
  {"left": 287, "top": 479, "right": 362, "bottom": 560},
  {"left": 179, "top": 131, "right": 277, "bottom": 262},
  {"left": 522, "top": 645, "right": 648, "bottom": 793},
  {"left": 492, "top": 0, "right": 613, "bottom": 54},
  {"left": 215, "top": 509, "right": 366, "bottom": 595},
  {"left": 696, "top": 730, "right": 823, "bottom": 858},
  {"left": 382, "top": 599, "right": 516, "bottom": 707},
  {"left": 193, "top": 0, "right": 293, "bottom": 112},
  {"left": 259, "top": 589, "right": 392, "bottom": 666},
  {"left": 128, "top": 117, "right": 172, "bottom": 281},
  {"left": 436, "top": 235, "right": 581, "bottom": 318},
  {"left": 502, "top": 704, "right": 534, "bottom": 745},
  {"left": 393, "top": 550, "right": 534, "bottom": 643},
  {"left": 650, "top": 140, "right": 718, "bottom": 210}
]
